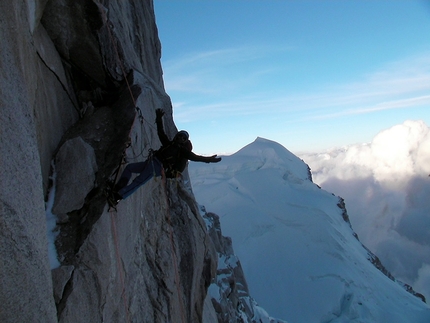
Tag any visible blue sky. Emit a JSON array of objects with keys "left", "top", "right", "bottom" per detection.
[{"left": 153, "top": 0, "right": 430, "bottom": 155}]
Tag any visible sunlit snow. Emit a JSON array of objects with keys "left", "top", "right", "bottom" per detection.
[{"left": 190, "top": 137, "right": 430, "bottom": 323}]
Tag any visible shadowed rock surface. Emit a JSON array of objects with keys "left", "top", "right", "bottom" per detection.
[{"left": 0, "top": 0, "right": 212, "bottom": 322}]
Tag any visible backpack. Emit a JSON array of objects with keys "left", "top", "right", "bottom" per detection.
[
  {"left": 157, "top": 139, "right": 193, "bottom": 178},
  {"left": 170, "top": 139, "right": 192, "bottom": 175},
  {"left": 182, "top": 139, "right": 192, "bottom": 152}
]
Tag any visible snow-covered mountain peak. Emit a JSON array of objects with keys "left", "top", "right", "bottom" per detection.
[
  {"left": 193, "top": 137, "right": 311, "bottom": 189},
  {"left": 234, "top": 137, "right": 310, "bottom": 180},
  {"left": 189, "top": 138, "right": 430, "bottom": 323}
]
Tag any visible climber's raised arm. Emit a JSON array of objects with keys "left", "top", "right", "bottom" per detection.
[{"left": 155, "top": 109, "right": 170, "bottom": 146}]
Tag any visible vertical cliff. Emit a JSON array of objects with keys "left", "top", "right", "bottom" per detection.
[
  {"left": 0, "top": 1, "right": 218, "bottom": 322},
  {"left": 1, "top": 1, "right": 66, "bottom": 321}
]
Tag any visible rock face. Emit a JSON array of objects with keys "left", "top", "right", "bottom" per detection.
[
  {"left": 0, "top": 1, "right": 281, "bottom": 322},
  {"left": 52, "top": 179, "right": 216, "bottom": 323},
  {"left": 0, "top": 0, "right": 216, "bottom": 322},
  {"left": 1, "top": 1, "right": 64, "bottom": 322}
]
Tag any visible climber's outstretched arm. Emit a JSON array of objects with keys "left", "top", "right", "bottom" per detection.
[{"left": 185, "top": 150, "right": 222, "bottom": 163}]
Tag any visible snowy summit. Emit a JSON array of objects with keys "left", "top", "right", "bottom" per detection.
[{"left": 189, "top": 137, "right": 430, "bottom": 323}]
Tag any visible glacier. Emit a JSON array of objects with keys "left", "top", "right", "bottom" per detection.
[{"left": 190, "top": 137, "right": 430, "bottom": 323}]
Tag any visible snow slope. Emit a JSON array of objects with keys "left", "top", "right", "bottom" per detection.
[{"left": 189, "top": 137, "right": 430, "bottom": 323}]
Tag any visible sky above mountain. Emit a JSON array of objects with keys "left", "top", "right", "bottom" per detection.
[{"left": 154, "top": 0, "right": 430, "bottom": 155}]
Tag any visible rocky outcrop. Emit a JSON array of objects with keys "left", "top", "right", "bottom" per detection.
[
  {"left": 337, "top": 196, "right": 426, "bottom": 303},
  {"left": 202, "top": 210, "right": 287, "bottom": 323},
  {"left": 53, "top": 137, "right": 98, "bottom": 215}
]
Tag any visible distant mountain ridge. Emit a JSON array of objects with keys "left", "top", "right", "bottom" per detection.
[{"left": 190, "top": 137, "right": 430, "bottom": 323}]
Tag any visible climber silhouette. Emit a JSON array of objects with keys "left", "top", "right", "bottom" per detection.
[{"left": 111, "top": 109, "right": 221, "bottom": 203}]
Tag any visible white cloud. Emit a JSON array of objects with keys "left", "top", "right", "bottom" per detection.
[
  {"left": 300, "top": 120, "right": 430, "bottom": 300},
  {"left": 371, "top": 121, "right": 430, "bottom": 184},
  {"left": 304, "top": 120, "right": 430, "bottom": 186},
  {"left": 414, "top": 264, "right": 430, "bottom": 301}
]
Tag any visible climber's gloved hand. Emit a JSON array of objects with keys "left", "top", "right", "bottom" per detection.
[
  {"left": 155, "top": 109, "right": 165, "bottom": 118},
  {"left": 206, "top": 155, "right": 222, "bottom": 163}
]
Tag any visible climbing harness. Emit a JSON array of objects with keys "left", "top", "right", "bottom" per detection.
[{"left": 148, "top": 149, "right": 158, "bottom": 179}]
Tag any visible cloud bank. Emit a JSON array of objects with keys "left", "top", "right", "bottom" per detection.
[{"left": 301, "top": 120, "right": 430, "bottom": 300}]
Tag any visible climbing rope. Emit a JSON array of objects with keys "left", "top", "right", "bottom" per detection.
[
  {"left": 109, "top": 208, "right": 131, "bottom": 323},
  {"left": 97, "top": 3, "right": 140, "bottom": 320},
  {"left": 100, "top": 4, "right": 159, "bottom": 164},
  {"left": 98, "top": 3, "right": 187, "bottom": 321}
]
